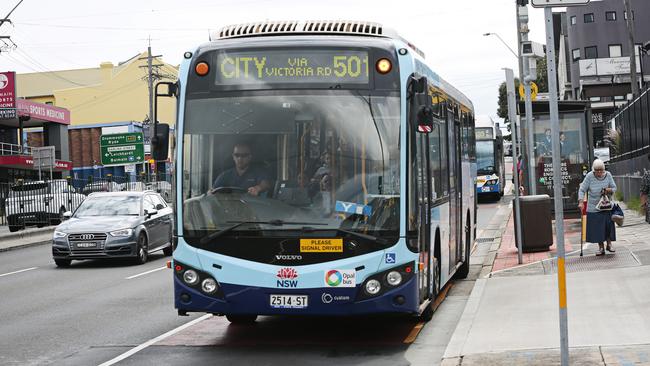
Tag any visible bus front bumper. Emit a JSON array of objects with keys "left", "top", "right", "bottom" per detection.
[{"left": 174, "top": 275, "right": 419, "bottom": 316}]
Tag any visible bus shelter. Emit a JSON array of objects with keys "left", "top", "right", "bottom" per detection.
[{"left": 518, "top": 101, "right": 594, "bottom": 217}]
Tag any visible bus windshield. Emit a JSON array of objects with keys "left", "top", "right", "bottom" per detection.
[
  {"left": 181, "top": 90, "right": 400, "bottom": 248},
  {"left": 476, "top": 140, "right": 496, "bottom": 175}
]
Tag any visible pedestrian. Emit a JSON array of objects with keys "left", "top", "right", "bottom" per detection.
[
  {"left": 578, "top": 159, "right": 617, "bottom": 256},
  {"left": 640, "top": 153, "right": 650, "bottom": 222}
]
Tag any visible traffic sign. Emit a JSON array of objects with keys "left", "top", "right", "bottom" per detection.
[
  {"left": 100, "top": 132, "right": 145, "bottom": 166},
  {"left": 519, "top": 82, "right": 539, "bottom": 101},
  {"left": 531, "top": 0, "right": 589, "bottom": 8}
]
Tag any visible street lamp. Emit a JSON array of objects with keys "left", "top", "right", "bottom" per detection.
[{"left": 483, "top": 32, "right": 519, "bottom": 59}]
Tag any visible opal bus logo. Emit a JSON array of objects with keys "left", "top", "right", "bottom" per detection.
[
  {"left": 325, "top": 270, "right": 342, "bottom": 286},
  {"left": 324, "top": 269, "right": 355, "bottom": 287},
  {"left": 276, "top": 267, "right": 298, "bottom": 288}
]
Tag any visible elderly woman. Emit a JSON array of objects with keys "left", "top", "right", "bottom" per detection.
[{"left": 578, "top": 159, "right": 617, "bottom": 256}]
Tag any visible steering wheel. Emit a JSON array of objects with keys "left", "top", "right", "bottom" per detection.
[{"left": 210, "top": 186, "right": 248, "bottom": 195}]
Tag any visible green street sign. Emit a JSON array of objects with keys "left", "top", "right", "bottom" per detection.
[{"left": 100, "top": 132, "right": 145, "bottom": 166}]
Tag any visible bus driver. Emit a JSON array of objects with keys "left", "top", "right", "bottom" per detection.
[{"left": 212, "top": 142, "right": 271, "bottom": 196}]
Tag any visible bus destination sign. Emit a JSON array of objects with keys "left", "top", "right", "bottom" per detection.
[
  {"left": 475, "top": 128, "right": 494, "bottom": 140},
  {"left": 216, "top": 50, "right": 370, "bottom": 86}
]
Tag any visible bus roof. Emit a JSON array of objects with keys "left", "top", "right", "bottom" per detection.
[
  {"left": 210, "top": 20, "right": 426, "bottom": 59},
  {"left": 475, "top": 115, "right": 498, "bottom": 129}
]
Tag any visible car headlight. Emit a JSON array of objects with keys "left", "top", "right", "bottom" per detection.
[
  {"left": 53, "top": 231, "right": 68, "bottom": 239},
  {"left": 109, "top": 228, "right": 134, "bottom": 237}
]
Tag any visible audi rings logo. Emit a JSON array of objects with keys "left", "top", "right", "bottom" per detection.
[
  {"left": 321, "top": 293, "right": 333, "bottom": 304},
  {"left": 80, "top": 234, "right": 94, "bottom": 240}
]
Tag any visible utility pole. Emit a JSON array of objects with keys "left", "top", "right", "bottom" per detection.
[
  {"left": 516, "top": 1, "right": 538, "bottom": 196},
  {"left": 0, "top": 0, "right": 23, "bottom": 53},
  {"left": 623, "top": 0, "right": 639, "bottom": 97},
  {"left": 139, "top": 41, "right": 168, "bottom": 180}
]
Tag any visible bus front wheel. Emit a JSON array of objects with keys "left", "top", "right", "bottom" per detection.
[{"left": 226, "top": 314, "right": 257, "bottom": 324}]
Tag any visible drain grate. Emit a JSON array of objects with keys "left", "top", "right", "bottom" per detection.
[
  {"left": 476, "top": 238, "right": 495, "bottom": 243},
  {"left": 543, "top": 247, "right": 640, "bottom": 274}
]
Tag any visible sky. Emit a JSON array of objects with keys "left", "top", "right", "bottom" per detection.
[{"left": 0, "top": 0, "right": 553, "bottom": 119}]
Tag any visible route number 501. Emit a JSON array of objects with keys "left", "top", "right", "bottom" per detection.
[{"left": 333, "top": 56, "right": 369, "bottom": 78}]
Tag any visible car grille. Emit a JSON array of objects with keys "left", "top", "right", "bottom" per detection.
[{"left": 68, "top": 233, "right": 108, "bottom": 252}]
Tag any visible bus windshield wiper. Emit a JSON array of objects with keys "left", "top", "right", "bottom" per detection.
[
  {"left": 199, "top": 220, "right": 326, "bottom": 244},
  {"left": 336, "top": 227, "right": 388, "bottom": 245}
]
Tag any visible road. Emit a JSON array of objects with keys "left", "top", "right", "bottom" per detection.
[{"left": 0, "top": 199, "right": 507, "bottom": 365}]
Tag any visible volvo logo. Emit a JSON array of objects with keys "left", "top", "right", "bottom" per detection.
[
  {"left": 79, "top": 234, "right": 94, "bottom": 240},
  {"left": 275, "top": 255, "right": 302, "bottom": 261}
]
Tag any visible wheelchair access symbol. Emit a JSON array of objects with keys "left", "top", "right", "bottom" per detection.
[{"left": 385, "top": 253, "right": 396, "bottom": 264}]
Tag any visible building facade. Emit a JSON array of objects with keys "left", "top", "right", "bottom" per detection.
[
  {"left": 565, "top": 0, "right": 650, "bottom": 146},
  {"left": 11, "top": 51, "right": 178, "bottom": 179}
]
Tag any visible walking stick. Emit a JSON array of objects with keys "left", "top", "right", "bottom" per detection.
[{"left": 580, "top": 197, "right": 587, "bottom": 257}]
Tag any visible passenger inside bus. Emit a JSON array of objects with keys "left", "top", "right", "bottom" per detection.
[{"left": 211, "top": 141, "right": 272, "bottom": 196}]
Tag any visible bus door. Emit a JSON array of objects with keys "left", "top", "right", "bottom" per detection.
[
  {"left": 416, "top": 133, "right": 433, "bottom": 303},
  {"left": 447, "top": 107, "right": 462, "bottom": 270}
]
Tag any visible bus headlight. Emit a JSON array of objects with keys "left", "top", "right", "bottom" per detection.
[
  {"left": 365, "top": 279, "right": 381, "bottom": 295},
  {"left": 183, "top": 269, "right": 199, "bottom": 285},
  {"left": 201, "top": 278, "right": 218, "bottom": 294},
  {"left": 386, "top": 271, "right": 403, "bottom": 286}
]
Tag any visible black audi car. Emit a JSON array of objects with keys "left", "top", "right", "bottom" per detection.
[{"left": 52, "top": 191, "right": 173, "bottom": 267}]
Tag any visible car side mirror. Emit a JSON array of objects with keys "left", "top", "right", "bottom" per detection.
[
  {"left": 63, "top": 211, "right": 72, "bottom": 220},
  {"left": 145, "top": 209, "right": 158, "bottom": 217}
]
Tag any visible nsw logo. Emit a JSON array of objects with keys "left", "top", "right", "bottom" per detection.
[
  {"left": 324, "top": 269, "right": 355, "bottom": 288},
  {"left": 276, "top": 267, "right": 298, "bottom": 288}
]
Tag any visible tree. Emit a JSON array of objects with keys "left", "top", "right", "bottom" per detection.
[
  {"left": 497, "top": 78, "right": 520, "bottom": 140},
  {"left": 535, "top": 56, "right": 548, "bottom": 92}
]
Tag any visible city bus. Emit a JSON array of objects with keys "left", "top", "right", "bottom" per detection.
[
  {"left": 153, "top": 20, "right": 476, "bottom": 323},
  {"left": 474, "top": 116, "right": 505, "bottom": 200}
]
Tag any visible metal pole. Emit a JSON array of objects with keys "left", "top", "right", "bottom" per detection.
[
  {"left": 505, "top": 68, "right": 524, "bottom": 265},
  {"left": 524, "top": 60, "right": 537, "bottom": 195},
  {"left": 623, "top": 0, "right": 639, "bottom": 97},
  {"left": 516, "top": 3, "right": 537, "bottom": 195},
  {"left": 544, "top": 7, "right": 569, "bottom": 366}
]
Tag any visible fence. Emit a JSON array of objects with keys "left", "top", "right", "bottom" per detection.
[
  {"left": 0, "top": 174, "right": 172, "bottom": 231},
  {"left": 608, "top": 86, "right": 650, "bottom": 162}
]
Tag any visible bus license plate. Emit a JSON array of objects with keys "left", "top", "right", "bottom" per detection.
[
  {"left": 269, "top": 294, "right": 308, "bottom": 309},
  {"left": 482, "top": 186, "right": 491, "bottom": 192}
]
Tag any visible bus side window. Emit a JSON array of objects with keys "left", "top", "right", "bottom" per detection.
[
  {"left": 439, "top": 120, "right": 449, "bottom": 197},
  {"left": 429, "top": 122, "right": 443, "bottom": 200}
]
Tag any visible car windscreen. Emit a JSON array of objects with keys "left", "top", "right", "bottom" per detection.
[
  {"left": 74, "top": 196, "right": 141, "bottom": 216},
  {"left": 9, "top": 182, "right": 47, "bottom": 197}
]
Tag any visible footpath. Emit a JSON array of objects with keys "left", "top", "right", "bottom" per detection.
[
  {"left": 442, "top": 198, "right": 650, "bottom": 365},
  {"left": 0, "top": 226, "right": 54, "bottom": 252}
]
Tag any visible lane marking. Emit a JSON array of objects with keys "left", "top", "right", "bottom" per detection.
[
  {"left": 97, "top": 314, "right": 212, "bottom": 366},
  {"left": 125, "top": 266, "right": 166, "bottom": 280},
  {"left": 0, "top": 267, "right": 38, "bottom": 278}
]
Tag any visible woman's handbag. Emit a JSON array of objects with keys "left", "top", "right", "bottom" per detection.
[
  {"left": 595, "top": 193, "right": 613, "bottom": 211},
  {"left": 611, "top": 203, "right": 624, "bottom": 226}
]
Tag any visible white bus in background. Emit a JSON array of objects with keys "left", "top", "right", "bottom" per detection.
[{"left": 475, "top": 116, "right": 505, "bottom": 200}]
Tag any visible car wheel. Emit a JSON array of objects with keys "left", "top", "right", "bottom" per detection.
[
  {"left": 135, "top": 234, "right": 148, "bottom": 264},
  {"left": 162, "top": 232, "right": 173, "bottom": 256},
  {"left": 54, "top": 259, "right": 71, "bottom": 267},
  {"left": 225, "top": 314, "right": 257, "bottom": 324},
  {"left": 9, "top": 224, "right": 22, "bottom": 232}
]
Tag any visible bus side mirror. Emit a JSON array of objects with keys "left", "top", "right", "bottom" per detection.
[
  {"left": 411, "top": 76, "right": 433, "bottom": 133},
  {"left": 152, "top": 123, "right": 170, "bottom": 161}
]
